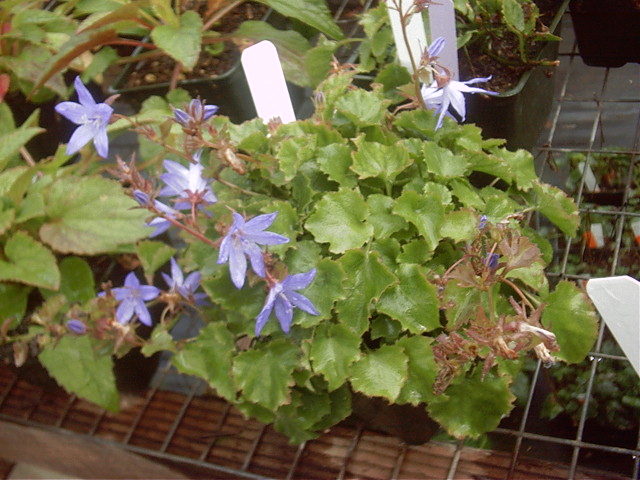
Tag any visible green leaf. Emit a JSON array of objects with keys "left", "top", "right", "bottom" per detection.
[
  {"left": 0, "top": 231, "right": 59, "bottom": 289},
  {"left": 274, "top": 388, "right": 331, "bottom": 444},
  {"left": 40, "top": 176, "right": 151, "bottom": 255},
  {"left": 440, "top": 209, "right": 480, "bottom": 243},
  {"left": 533, "top": 183, "right": 580, "bottom": 237},
  {"left": 315, "top": 144, "right": 357, "bottom": 188},
  {"left": 233, "top": 21, "right": 312, "bottom": 87},
  {"left": 503, "top": 0, "right": 525, "bottom": 32},
  {"left": 39, "top": 335, "right": 119, "bottom": 411},
  {"left": 277, "top": 136, "right": 317, "bottom": 181},
  {"left": 336, "top": 250, "right": 397, "bottom": 335},
  {"left": 423, "top": 143, "right": 468, "bottom": 178},
  {"left": 233, "top": 339, "right": 300, "bottom": 410},
  {"left": 303, "top": 37, "right": 338, "bottom": 88},
  {"left": 260, "top": 0, "right": 344, "bottom": 40},
  {"left": 542, "top": 281, "right": 598, "bottom": 364},
  {"left": 442, "top": 282, "right": 484, "bottom": 329},
  {"left": 377, "top": 264, "right": 439, "bottom": 334},
  {"left": 366, "top": 194, "right": 408, "bottom": 239},
  {"left": 141, "top": 326, "right": 176, "bottom": 357},
  {"left": 150, "top": 10, "right": 202, "bottom": 70},
  {"left": 496, "top": 149, "right": 537, "bottom": 191},
  {"left": 173, "top": 323, "right": 236, "bottom": 400},
  {"left": 352, "top": 139, "right": 413, "bottom": 184},
  {"left": 349, "top": 344, "right": 408, "bottom": 402},
  {"left": 449, "top": 179, "right": 485, "bottom": 210},
  {"left": 393, "top": 190, "right": 444, "bottom": 252},
  {"left": 0, "top": 282, "right": 29, "bottom": 329},
  {"left": 136, "top": 240, "right": 177, "bottom": 280},
  {"left": 310, "top": 323, "right": 362, "bottom": 391},
  {"left": 428, "top": 367, "right": 515, "bottom": 439},
  {"left": 396, "top": 336, "right": 437, "bottom": 405},
  {"left": 294, "top": 259, "right": 346, "bottom": 327},
  {"left": 0, "top": 126, "right": 44, "bottom": 172},
  {"left": 0, "top": 208, "right": 14, "bottom": 236},
  {"left": 40, "top": 256, "right": 94, "bottom": 303},
  {"left": 334, "top": 89, "right": 389, "bottom": 127},
  {"left": 305, "top": 188, "right": 373, "bottom": 254}
]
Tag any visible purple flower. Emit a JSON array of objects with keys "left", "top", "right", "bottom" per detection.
[
  {"left": 104, "top": 272, "right": 160, "bottom": 326},
  {"left": 55, "top": 76, "right": 113, "bottom": 158},
  {"left": 478, "top": 215, "right": 488, "bottom": 230},
  {"left": 173, "top": 99, "right": 218, "bottom": 129},
  {"left": 66, "top": 319, "right": 86, "bottom": 334},
  {"left": 158, "top": 152, "right": 217, "bottom": 213},
  {"left": 217, "top": 212, "right": 289, "bottom": 289},
  {"left": 255, "top": 269, "right": 319, "bottom": 336},
  {"left": 485, "top": 253, "right": 500, "bottom": 270},
  {"left": 162, "top": 257, "right": 208, "bottom": 306},
  {"left": 421, "top": 75, "right": 498, "bottom": 130}
]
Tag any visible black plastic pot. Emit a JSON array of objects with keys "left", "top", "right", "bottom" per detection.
[
  {"left": 570, "top": 0, "right": 640, "bottom": 68},
  {"left": 464, "top": 1, "right": 568, "bottom": 151}
]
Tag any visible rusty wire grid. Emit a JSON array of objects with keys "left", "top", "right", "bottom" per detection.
[{"left": 1, "top": 4, "right": 640, "bottom": 480}]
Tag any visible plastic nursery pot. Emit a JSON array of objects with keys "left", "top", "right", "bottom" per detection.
[
  {"left": 569, "top": 0, "right": 640, "bottom": 68},
  {"left": 464, "top": 1, "right": 568, "bottom": 152}
]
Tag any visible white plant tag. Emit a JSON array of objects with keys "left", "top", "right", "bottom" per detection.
[
  {"left": 386, "top": 0, "right": 427, "bottom": 74},
  {"left": 427, "top": 0, "right": 459, "bottom": 80},
  {"left": 578, "top": 161, "right": 601, "bottom": 192},
  {"left": 585, "top": 223, "right": 605, "bottom": 249},
  {"left": 241, "top": 40, "right": 295, "bottom": 124},
  {"left": 631, "top": 219, "right": 640, "bottom": 246},
  {"left": 586, "top": 276, "right": 640, "bottom": 378}
]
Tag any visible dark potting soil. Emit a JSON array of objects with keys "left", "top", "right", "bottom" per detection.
[
  {"left": 122, "top": 2, "right": 269, "bottom": 89},
  {"left": 458, "top": 0, "right": 566, "bottom": 92}
]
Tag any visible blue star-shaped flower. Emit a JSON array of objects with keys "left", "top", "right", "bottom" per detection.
[
  {"left": 255, "top": 269, "right": 319, "bottom": 336},
  {"left": 217, "top": 212, "right": 289, "bottom": 289},
  {"left": 55, "top": 76, "right": 113, "bottom": 158},
  {"left": 158, "top": 152, "right": 217, "bottom": 212},
  {"left": 162, "top": 257, "right": 208, "bottom": 306},
  {"left": 105, "top": 272, "right": 160, "bottom": 326},
  {"left": 173, "top": 99, "right": 218, "bottom": 129}
]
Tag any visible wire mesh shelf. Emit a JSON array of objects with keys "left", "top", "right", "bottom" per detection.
[{"left": 1, "top": 4, "right": 639, "bottom": 479}]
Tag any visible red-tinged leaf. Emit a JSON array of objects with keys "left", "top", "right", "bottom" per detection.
[
  {"left": 0, "top": 74, "right": 9, "bottom": 104},
  {"left": 77, "top": 0, "right": 151, "bottom": 34},
  {"left": 30, "top": 29, "right": 119, "bottom": 99}
]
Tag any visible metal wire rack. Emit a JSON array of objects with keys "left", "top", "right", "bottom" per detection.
[{"left": 1, "top": 4, "right": 639, "bottom": 480}]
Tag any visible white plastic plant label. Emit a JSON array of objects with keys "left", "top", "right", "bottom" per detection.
[
  {"left": 386, "top": 0, "right": 428, "bottom": 74},
  {"left": 631, "top": 219, "right": 640, "bottom": 246},
  {"left": 241, "top": 40, "right": 296, "bottom": 124},
  {"left": 427, "top": 0, "right": 459, "bottom": 80},
  {"left": 586, "top": 276, "right": 640, "bottom": 378},
  {"left": 584, "top": 223, "right": 605, "bottom": 249},
  {"left": 578, "top": 161, "right": 600, "bottom": 192}
]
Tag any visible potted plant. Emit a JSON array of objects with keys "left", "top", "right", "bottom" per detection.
[
  {"left": 0, "top": 23, "right": 601, "bottom": 445},
  {"left": 30, "top": 0, "right": 345, "bottom": 123},
  {"left": 318, "top": 0, "right": 570, "bottom": 150}
]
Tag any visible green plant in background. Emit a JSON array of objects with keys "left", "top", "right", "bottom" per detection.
[
  {"left": 32, "top": 0, "right": 344, "bottom": 94},
  {"left": 454, "top": 0, "right": 563, "bottom": 67},
  {"left": 541, "top": 339, "right": 640, "bottom": 431}
]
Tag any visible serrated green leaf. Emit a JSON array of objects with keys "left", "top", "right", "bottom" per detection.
[
  {"left": 397, "top": 238, "right": 433, "bottom": 264},
  {"left": 40, "top": 176, "right": 151, "bottom": 255},
  {"left": 310, "top": 323, "right": 362, "bottom": 391},
  {"left": 449, "top": 179, "right": 485, "bottom": 210},
  {"left": 396, "top": 336, "right": 437, "bottom": 405},
  {"left": 0, "top": 231, "right": 59, "bottom": 289},
  {"left": 173, "top": 322, "right": 236, "bottom": 400},
  {"left": 0, "top": 208, "right": 14, "bottom": 236},
  {"left": 334, "top": 89, "right": 389, "bottom": 127},
  {"left": 428, "top": 367, "right": 515, "bottom": 439},
  {"left": 441, "top": 209, "right": 480, "bottom": 243},
  {"left": 136, "top": 241, "right": 177, "bottom": 280},
  {"left": 316, "top": 143, "right": 357, "bottom": 188},
  {"left": 533, "top": 183, "right": 580, "bottom": 237},
  {"left": 542, "top": 281, "right": 598, "bottom": 364},
  {"left": 352, "top": 139, "right": 413, "bottom": 184},
  {"left": 40, "top": 256, "right": 94, "bottom": 303},
  {"left": 503, "top": 0, "right": 525, "bottom": 31},
  {"left": 336, "top": 250, "right": 397, "bottom": 335},
  {"left": 0, "top": 127, "right": 44, "bottom": 171},
  {"left": 150, "top": 10, "right": 202, "bottom": 70},
  {"left": 233, "top": 339, "right": 300, "bottom": 410},
  {"left": 141, "top": 326, "right": 176, "bottom": 357},
  {"left": 305, "top": 188, "right": 373, "bottom": 253},
  {"left": 274, "top": 388, "right": 331, "bottom": 444},
  {"left": 39, "top": 335, "right": 119, "bottom": 411},
  {"left": 496, "top": 148, "right": 537, "bottom": 191},
  {"left": 442, "top": 281, "right": 484, "bottom": 329},
  {"left": 366, "top": 194, "right": 408, "bottom": 239},
  {"left": 393, "top": 190, "right": 444, "bottom": 252},
  {"left": 423, "top": 142, "right": 468, "bottom": 178},
  {"left": 303, "top": 37, "right": 337, "bottom": 88},
  {"left": 378, "top": 264, "right": 439, "bottom": 334},
  {"left": 349, "top": 344, "right": 408, "bottom": 402}
]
